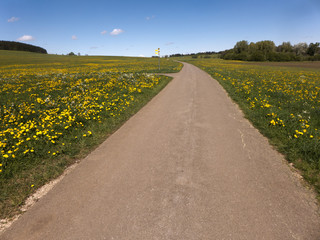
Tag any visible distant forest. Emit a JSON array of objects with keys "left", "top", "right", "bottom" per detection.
[
  {"left": 170, "top": 40, "right": 320, "bottom": 62},
  {"left": 220, "top": 40, "right": 320, "bottom": 61},
  {"left": 0, "top": 41, "right": 47, "bottom": 54}
]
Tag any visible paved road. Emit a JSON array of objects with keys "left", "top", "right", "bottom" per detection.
[{"left": 2, "top": 63, "right": 320, "bottom": 239}]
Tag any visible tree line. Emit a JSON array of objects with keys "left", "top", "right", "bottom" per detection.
[
  {"left": 170, "top": 51, "right": 217, "bottom": 58},
  {"left": 220, "top": 40, "right": 320, "bottom": 61},
  {"left": 0, "top": 41, "right": 47, "bottom": 54}
]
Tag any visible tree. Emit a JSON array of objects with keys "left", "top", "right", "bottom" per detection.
[
  {"left": 293, "top": 42, "right": 308, "bottom": 56},
  {"left": 68, "top": 52, "right": 76, "bottom": 56},
  {"left": 307, "top": 42, "right": 320, "bottom": 56},
  {"left": 248, "top": 42, "right": 256, "bottom": 54},
  {"left": 220, "top": 40, "right": 320, "bottom": 62},
  {"left": 255, "top": 40, "right": 275, "bottom": 54},
  {"left": 0, "top": 41, "right": 47, "bottom": 53},
  {"left": 277, "top": 42, "right": 293, "bottom": 53},
  {"left": 249, "top": 51, "right": 266, "bottom": 61},
  {"left": 234, "top": 40, "right": 249, "bottom": 54}
]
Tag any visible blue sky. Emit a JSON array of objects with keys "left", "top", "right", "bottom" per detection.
[{"left": 1, "top": 0, "right": 320, "bottom": 57}]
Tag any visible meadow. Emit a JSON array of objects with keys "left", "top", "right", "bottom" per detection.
[
  {"left": 0, "top": 51, "right": 182, "bottom": 218},
  {"left": 184, "top": 58, "right": 320, "bottom": 198}
]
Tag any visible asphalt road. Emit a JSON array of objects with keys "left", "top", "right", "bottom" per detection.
[{"left": 2, "top": 62, "right": 320, "bottom": 239}]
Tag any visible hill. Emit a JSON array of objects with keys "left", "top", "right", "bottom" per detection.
[{"left": 0, "top": 41, "right": 47, "bottom": 54}]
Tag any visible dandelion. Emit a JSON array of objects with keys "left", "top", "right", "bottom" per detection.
[{"left": 0, "top": 58, "right": 178, "bottom": 179}]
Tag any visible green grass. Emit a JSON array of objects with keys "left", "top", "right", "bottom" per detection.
[
  {"left": 0, "top": 51, "right": 182, "bottom": 219},
  {"left": 0, "top": 50, "right": 181, "bottom": 73},
  {"left": 184, "top": 58, "right": 320, "bottom": 199}
]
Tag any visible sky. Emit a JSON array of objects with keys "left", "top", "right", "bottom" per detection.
[{"left": 1, "top": 0, "right": 320, "bottom": 57}]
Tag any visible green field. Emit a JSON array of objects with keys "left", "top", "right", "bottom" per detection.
[
  {"left": 2, "top": 50, "right": 319, "bottom": 219},
  {"left": 0, "top": 51, "right": 182, "bottom": 219},
  {"left": 183, "top": 58, "right": 320, "bottom": 199}
]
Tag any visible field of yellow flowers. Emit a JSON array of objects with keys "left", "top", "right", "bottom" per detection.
[
  {"left": 186, "top": 58, "right": 320, "bottom": 197},
  {"left": 0, "top": 51, "right": 182, "bottom": 218}
]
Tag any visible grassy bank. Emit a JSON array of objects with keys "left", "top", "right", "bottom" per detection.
[
  {"left": 0, "top": 51, "right": 182, "bottom": 219},
  {"left": 184, "top": 58, "right": 320, "bottom": 198}
]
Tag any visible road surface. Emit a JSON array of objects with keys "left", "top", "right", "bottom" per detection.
[{"left": 2, "top": 62, "right": 320, "bottom": 239}]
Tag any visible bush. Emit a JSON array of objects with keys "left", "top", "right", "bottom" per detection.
[
  {"left": 234, "top": 52, "right": 249, "bottom": 61},
  {"left": 223, "top": 53, "right": 235, "bottom": 60},
  {"left": 267, "top": 52, "right": 298, "bottom": 62},
  {"left": 249, "top": 51, "right": 266, "bottom": 61}
]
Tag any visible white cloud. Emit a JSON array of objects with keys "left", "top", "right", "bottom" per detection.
[
  {"left": 110, "top": 29, "right": 124, "bottom": 36},
  {"left": 139, "top": 55, "right": 145, "bottom": 57},
  {"left": 72, "top": 35, "right": 77, "bottom": 40},
  {"left": 8, "top": 17, "right": 19, "bottom": 22},
  {"left": 17, "top": 35, "right": 34, "bottom": 41},
  {"left": 101, "top": 30, "right": 107, "bottom": 35},
  {"left": 146, "top": 15, "right": 155, "bottom": 21}
]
